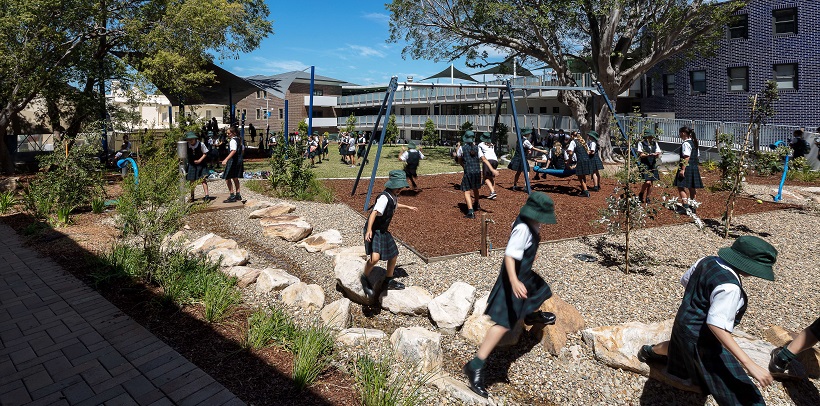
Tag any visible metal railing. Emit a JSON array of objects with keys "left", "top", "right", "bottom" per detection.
[{"left": 338, "top": 114, "right": 580, "bottom": 132}]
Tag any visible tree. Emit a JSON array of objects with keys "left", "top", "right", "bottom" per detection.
[
  {"left": 422, "top": 118, "right": 437, "bottom": 146},
  {"left": 344, "top": 113, "right": 357, "bottom": 133},
  {"left": 387, "top": 0, "right": 741, "bottom": 162},
  {"left": 0, "top": 0, "right": 273, "bottom": 173},
  {"left": 460, "top": 121, "right": 473, "bottom": 133},
  {"left": 386, "top": 114, "right": 399, "bottom": 144}
]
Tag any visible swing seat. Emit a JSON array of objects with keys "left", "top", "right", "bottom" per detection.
[{"left": 533, "top": 165, "right": 576, "bottom": 178}]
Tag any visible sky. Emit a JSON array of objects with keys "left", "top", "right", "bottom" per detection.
[{"left": 219, "top": 0, "right": 508, "bottom": 86}]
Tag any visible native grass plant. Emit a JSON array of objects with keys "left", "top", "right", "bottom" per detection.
[
  {"left": 787, "top": 158, "right": 820, "bottom": 182},
  {"left": 701, "top": 159, "right": 719, "bottom": 172},
  {"left": 91, "top": 243, "right": 149, "bottom": 287},
  {"left": 0, "top": 190, "right": 17, "bottom": 214},
  {"left": 244, "top": 305, "right": 297, "bottom": 350},
  {"left": 91, "top": 197, "right": 106, "bottom": 214},
  {"left": 352, "top": 349, "right": 435, "bottom": 406},
  {"left": 267, "top": 139, "right": 332, "bottom": 202},
  {"left": 203, "top": 282, "right": 241, "bottom": 323},
  {"left": 291, "top": 323, "right": 335, "bottom": 391},
  {"left": 752, "top": 145, "right": 789, "bottom": 177}
]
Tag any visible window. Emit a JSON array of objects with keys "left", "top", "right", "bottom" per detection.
[
  {"left": 645, "top": 76, "right": 655, "bottom": 97},
  {"left": 162, "top": 112, "right": 168, "bottom": 122},
  {"left": 663, "top": 74, "right": 676, "bottom": 95},
  {"left": 255, "top": 109, "right": 261, "bottom": 120},
  {"left": 313, "top": 89, "right": 323, "bottom": 96},
  {"left": 278, "top": 109, "right": 284, "bottom": 119},
  {"left": 205, "top": 110, "right": 212, "bottom": 119},
  {"left": 528, "top": 107, "right": 534, "bottom": 114},
  {"left": 773, "top": 64, "right": 797, "bottom": 90},
  {"left": 262, "top": 109, "right": 267, "bottom": 119},
  {"left": 255, "top": 90, "right": 261, "bottom": 99},
  {"left": 552, "top": 107, "right": 560, "bottom": 114},
  {"left": 263, "top": 91, "right": 267, "bottom": 99},
  {"left": 728, "top": 14, "right": 748, "bottom": 39},
  {"left": 728, "top": 67, "right": 749, "bottom": 92},
  {"left": 690, "top": 70, "right": 706, "bottom": 94},
  {"left": 773, "top": 8, "right": 797, "bottom": 35},
  {"left": 539, "top": 106, "right": 547, "bottom": 114}
]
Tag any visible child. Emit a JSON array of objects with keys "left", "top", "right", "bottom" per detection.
[
  {"left": 464, "top": 192, "right": 558, "bottom": 398},
  {"left": 478, "top": 132, "right": 499, "bottom": 199},
  {"left": 458, "top": 131, "right": 483, "bottom": 219},
  {"left": 184, "top": 132, "right": 212, "bottom": 201},
  {"left": 507, "top": 128, "right": 545, "bottom": 190},
  {"left": 566, "top": 131, "right": 593, "bottom": 197},
  {"left": 587, "top": 131, "right": 604, "bottom": 191},
  {"left": 637, "top": 130, "right": 661, "bottom": 203},
  {"left": 769, "top": 316, "right": 820, "bottom": 373},
  {"left": 348, "top": 131, "right": 358, "bottom": 167},
  {"left": 399, "top": 142, "right": 425, "bottom": 190},
  {"left": 674, "top": 127, "right": 704, "bottom": 213},
  {"left": 221, "top": 126, "right": 244, "bottom": 203},
  {"left": 638, "top": 236, "right": 777, "bottom": 406},
  {"left": 308, "top": 133, "right": 319, "bottom": 166},
  {"left": 357, "top": 132, "right": 368, "bottom": 165},
  {"left": 339, "top": 133, "right": 349, "bottom": 164},
  {"left": 361, "top": 170, "right": 417, "bottom": 296}
]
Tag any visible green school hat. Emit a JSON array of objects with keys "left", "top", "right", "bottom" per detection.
[
  {"left": 207, "top": 131, "right": 214, "bottom": 137},
  {"left": 519, "top": 192, "right": 557, "bottom": 224},
  {"left": 184, "top": 131, "right": 198, "bottom": 140},
  {"left": 384, "top": 170, "right": 410, "bottom": 189},
  {"left": 643, "top": 129, "right": 655, "bottom": 139},
  {"left": 717, "top": 236, "right": 777, "bottom": 281},
  {"left": 521, "top": 128, "right": 532, "bottom": 135},
  {"left": 587, "top": 131, "right": 599, "bottom": 141},
  {"left": 408, "top": 142, "right": 417, "bottom": 149},
  {"left": 463, "top": 130, "right": 475, "bottom": 143},
  {"left": 480, "top": 132, "right": 492, "bottom": 142}
]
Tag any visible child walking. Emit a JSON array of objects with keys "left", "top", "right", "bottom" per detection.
[
  {"left": 221, "top": 126, "right": 244, "bottom": 203},
  {"left": 184, "top": 132, "right": 212, "bottom": 201},
  {"left": 361, "top": 170, "right": 417, "bottom": 297},
  {"left": 769, "top": 316, "right": 820, "bottom": 374},
  {"left": 478, "top": 132, "right": 499, "bottom": 199},
  {"left": 637, "top": 131, "right": 661, "bottom": 203},
  {"left": 507, "top": 128, "right": 534, "bottom": 191},
  {"left": 566, "top": 132, "right": 594, "bottom": 197},
  {"left": 464, "top": 192, "right": 558, "bottom": 398},
  {"left": 587, "top": 131, "right": 604, "bottom": 191},
  {"left": 674, "top": 126, "right": 703, "bottom": 212},
  {"left": 638, "top": 236, "right": 778, "bottom": 406},
  {"left": 399, "top": 142, "right": 425, "bottom": 190},
  {"left": 458, "top": 131, "right": 484, "bottom": 219}
]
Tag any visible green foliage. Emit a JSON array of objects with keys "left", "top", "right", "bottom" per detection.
[
  {"left": 752, "top": 146, "right": 789, "bottom": 176},
  {"left": 714, "top": 133, "right": 741, "bottom": 191},
  {"left": 297, "top": 120, "right": 309, "bottom": 136},
  {"left": 422, "top": 118, "right": 437, "bottom": 146},
  {"left": 91, "top": 198, "right": 106, "bottom": 214},
  {"left": 353, "top": 350, "right": 434, "bottom": 406},
  {"left": 267, "top": 140, "right": 332, "bottom": 202},
  {"left": 244, "top": 305, "right": 297, "bottom": 350},
  {"left": 55, "top": 205, "right": 74, "bottom": 226},
  {"left": 386, "top": 114, "right": 399, "bottom": 144},
  {"left": 203, "top": 282, "right": 241, "bottom": 323},
  {"left": 494, "top": 122, "right": 509, "bottom": 145},
  {"left": 460, "top": 121, "right": 473, "bottom": 133},
  {"left": 701, "top": 159, "right": 719, "bottom": 172},
  {"left": 345, "top": 113, "right": 358, "bottom": 133},
  {"left": 0, "top": 191, "right": 17, "bottom": 214},
  {"left": 92, "top": 244, "right": 150, "bottom": 287},
  {"left": 291, "top": 324, "right": 335, "bottom": 391}
]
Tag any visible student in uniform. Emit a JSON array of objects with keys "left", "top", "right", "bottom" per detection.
[
  {"left": 674, "top": 127, "right": 704, "bottom": 213},
  {"left": 221, "top": 126, "right": 244, "bottom": 203},
  {"left": 357, "top": 132, "right": 368, "bottom": 165},
  {"left": 508, "top": 128, "right": 546, "bottom": 190},
  {"left": 184, "top": 132, "right": 212, "bottom": 201},
  {"left": 361, "top": 170, "right": 417, "bottom": 297},
  {"left": 463, "top": 192, "right": 558, "bottom": 398},
  {"left": 339, "top": 133, "right": 350, "bottom": 164},
  {"left": 587, "top": 131, "right": 604, "bottom": 192},
  {"left": 566, "top": 131, "right": 594, "bottom": 197},
  {"left": 399, "top": 142, "right": 425, "bottom": 191},
  {"left": 458, "top": 131, "right": 483, "bottom": 219},
  {"left": 348, "top": 132, "right": 358, "bottom": 167},
  {"left": 638, "top": 236, "right": 778, "bottom": 406},
  {"left": 637, "top": 130, "right": 662, "bottom": 203},
  {"left": 478, "top": 132, "right": 499, "bottom": 200},
  {"left": 308, "top": 133, "right": 319, "bottom": 166},
  {"left": 789, "top": 129, "right": 809, "bottom": 159}
]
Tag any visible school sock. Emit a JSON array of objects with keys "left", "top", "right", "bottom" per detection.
[
  {"left": 777, "top": 346, "right": 797, "bottom": 363},
  {"left": 467, "top": 356, "right": 485, "bottom": 370}
]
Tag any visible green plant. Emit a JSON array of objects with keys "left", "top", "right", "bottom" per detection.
[
  {"left": 291, "top": 323, "right": 335, "bottom": 390},
  {"left": 344, "top": 113, "right": 358, "bottom": 134},
  {"left": 55, "top": 205, "right": 74, "bottom": 226},
  {"left": 266, "top": 140, "right": 332, "bottom": 202},
  {"left": 422, "top": 118, "right": 437, "bottom": 146},
  {"left": 701, "top": 159, "right": 719, "bottom": 172},
  {"left": 386, "top": 114, "right": 398, "bottom": 144},
  {"left": 21, "top": 221, "right": 47, "bottom": 236},
  {"left": 244, "top": 305, "right": 297, "bottom": 349},
  {"left": 752, "top": 147, "right": 788, "bottom": 176},
  {"left": 352, "top": 349, "right": 435, "bottom": 406},
  {"left": 203, "top": 281, "right": 240, "bottom": 323},
  {"left": 0, "top": 191, "right": 16, "bottom": 214},
  {"left": 91, "top": 198, "right": 105, "bottom": 214},
  {"left": 245, "top": 179, "right": 268, "bottom": 194},
  {"left": 91, "top": 244, "right": 149, "bottom": 287}
]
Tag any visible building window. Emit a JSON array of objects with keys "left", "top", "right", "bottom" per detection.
[
  {"left": 773, "top": 64, "right": 797, "bottom": 90},
  {"left": 645, "top": 76, "right": 654, "bottom": 97},
  {"left": 278, "top": 109, "right": 284, "bottom": 119},
  {"left": 728, "top": 67, "right": 749, "bottom": 92},
  {"left": 162, "top": 112, "right": 168, "bottom": 122},
  {"left": 728, "top": 14, "right": 748, "bottom": 39},
  {"left": 690, "top": 70, "right": 706, "bottom": 94},
  {"left": 663, "top": 74, "right": 676, "bottom": 95},
  {"left": 552, "top": 107, "right": 560, "bottom": 114},
  {"left": 255, "top": 109, "right": 261, "bottom": 120},
  {"left": 262, "top": 109, "right": 268, "bottom": 119},
  {"left": 527, "top": 107, "right": 534, "bottom": 114},
  {"left": 205, "top": 110, "right": 212, "bottom": 119},
  {"left": 313, "top": 89, "right": 323, "bottom": 96},
  {"left": 773, "top": 8, "right": 797, "bottom": 35},
  {"left": 255, "top": 91, "right": 260, "bottom": 99},
  {"left": 263, "top": 91, "right": 267, "bottom": 99}
]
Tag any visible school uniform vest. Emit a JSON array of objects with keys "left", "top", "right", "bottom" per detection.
[
  {"left": 640, "top": 141, "right": 657, "bottom": 168},
  {"left": 370, "top": 191, "right": 396, "bottom": 232},
  {"left": 406, "top": 150, "right": 421, "bottom": 170},
  {"left": 685, "top": 139, "right": 699, "bottom": 166},
  {"left": 187, "top": 142, "right": 204, "bottom": 165},
  {"left": 461, "top": 144, "right": 481, "bottom": 174},
  {"left": 550, "top": 149, "right": 566, "bottom": 169}
]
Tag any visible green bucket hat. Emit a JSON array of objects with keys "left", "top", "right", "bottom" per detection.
[
  {"left": 587, "top": 131, "right": 599, "bottom": 141},
  {"left": 184, "top": 131, "right": 198, "bottom": 140},
  {"left": 643, "top": 129, "right": 655, "bottom": 139},
  {"left": 521, "top": 128, "right": 533, "bottom": 135},
  {"left": 463, "top": 130, "right": 475, "bottom": 143},
  {"left": 717, "top": 236, "right": 777, "bottom": 281},
  {"left": 207, "top": 131, "right": 214, "bottom": 137},
  {"left": 384, "top": 170, "right": 410, "bottom": 189},
  {"left": 408, "top": 142, "right": 417, "bottom": 149},
  {"left": 519, "top": 192, "right": 557, "bottom": 224},
  {"left": 480, "top": 132, "right": 492, "bottom": 142},
  {"left": 313, "top": 131, "right": 319, "bottom": 136}
]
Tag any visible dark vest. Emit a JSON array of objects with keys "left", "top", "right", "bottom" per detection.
[
  {"left": 684, "top": 139, "right": 699, "bottom": 166},
  {"left": 370, "top": 191, "right": 396, "bottom": 232},
  {"left": 573, "top": 140, "right": 590, "bottom": 163},
  {"left": 640, "top": 140, "right": 657, "bottom": 167},
  {"left": 229, "top": 137, "right": 243, "bottom": 164},
  {"left": 187, "top": 141, "right": 204, "bottom": 164},
  {"left": 406, "top": 150, "right": 421, "bottom": 170},
  {"left": 461, "top": 144, "right": 481, "bottom": 173},
  {"left": 549, "top": 149, "right": 566, "bottom": 169}
]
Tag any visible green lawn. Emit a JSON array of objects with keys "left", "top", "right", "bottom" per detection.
[{"left": 243, "top": 145, "right": 464, "bottom": 179}]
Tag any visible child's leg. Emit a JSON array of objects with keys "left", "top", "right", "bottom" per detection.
[
  {"left": 688, "top": 188, "right": 696, "bottom": 202},
  {"left": 202, "top": 179, "right": 209, "bottom": 197},
  {"left": 593, "top": 170, "right": 601, "bottom": 187},
  {"left": 513, "top": 171, "right": 521, "bottom": 186},
  {"left": 232, "top": 178, "right": 241, "bottom": 196},
  {"left": 472, "top": 188, "right": 480, "bottom": 205},
  {"left": 677, "top": 187, "right": 687, "bottom": 201},
  {"left": 651, "top": 341, "right": 670, "bottom": 356},
  {"left": 363, "top": 252, "right": 381, "bottom": 277},
  {"left": 476, "top": 325, "right": 511, "bottom": 360},
  {"left": 464, "top": 190, "right": 473, "bottom": 210},
  {"left": 786, "top": 323, "right": 819, "bottom": 355},
  {"left": 578, "top": 175, "right": 587, "bottom": 191},
  {"left": 484, "top": 177, "right": 495, "bottom": 194},
  {"left": 385, "top": 256, "right": 397, "bottom": 278},
  {"left": 639, "top": 181, "right": 651, "bottom": 199},
  {"left": 225, "top": 179, "right": 234, "bottom": 194}
]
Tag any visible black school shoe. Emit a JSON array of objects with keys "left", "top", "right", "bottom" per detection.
[
  {"left": 524, "top": 311, "right": 556, "bottom": 326},
  {"left": 386, "top": 278, "right": 405, "bottom": 290},
  {"left": 360, "top": 275, "right": 374, "bottom": 297},
  {"left": 463, "top": 362, "right": 488, "bottom": 398},
  {"left": 223, "top": 194, "right": 237, "bottom": 203},
  {"left": 637, "top": 345, "right": 668, "bottom": 364},
  {"left": 768, "top": 347, "right": 790, "bottom": 374}
]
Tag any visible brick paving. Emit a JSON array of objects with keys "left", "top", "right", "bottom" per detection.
[{"left": 0, "top": 225, "right": 244, "bottom": 406}]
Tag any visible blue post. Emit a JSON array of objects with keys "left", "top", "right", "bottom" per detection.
[
  {"left": 507, "top": 81, "right": 531, "bottom": 194},
  {"left": 595, "top": 82, "right": 637, "bottom": 159},
  {"left": 229, "top": 87, "right": 235, "bottom": 127},
  {"left": 772, "top": 140, "right": 789, "bottom": 202},
  {"left": 168, "top": 106, "right": 173, "bottom": 127},
  {"left": 308, "top": 66, "right": 315, "bottom": 137},
  {"left": 284, "top": 100, "right": 289, "bottom": 147},
  {"left": 363, "top": 77, "right": 398, "bottom": 211},
  {"left": 352, "top": 82, "right": 393, "bottom": 196}
]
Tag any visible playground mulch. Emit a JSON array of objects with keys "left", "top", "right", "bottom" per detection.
[{"left": 325, "top": 169, "right": 791, "bottom": 259}]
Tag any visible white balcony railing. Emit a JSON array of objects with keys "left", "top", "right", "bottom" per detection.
[
  {"left": 303, "top": 117, "right": 339, "bottom": 127},
  {"left": 337, "top": 114, "right": 580, "bottom": 132},
  {"left": 304, "top": 95, "right": 338, "bottom": 107}
]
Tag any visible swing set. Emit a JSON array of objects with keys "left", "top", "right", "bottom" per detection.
[{"left": 350, "top": 77, "right": 629, "bottom": 211}]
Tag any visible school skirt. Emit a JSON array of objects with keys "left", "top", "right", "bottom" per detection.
[
  {"left": 221, "top": 158, "right": 243, "bottom": 179},
  {"left": 186, "top": 163, "right": 208, "bottom": 181},
  {"left": 507, "top": 155, "right": 526, "bottom": 172},
  {"left": 404, "top": 165, "right": 418, "bottom": 179},
  {"left": 574, "top": 155, "right": 594, "bottom": 176},
  {"left": 673, "top": 165, "right": 704, "bottom": 189},
  {"left": 461, "top": 171, "right": 482, "bottom": 191},
  {"left": 809, "top": 316, "right": 820, "bottom": 338},
  {"left": 639, "top": 163, "right": 660, "bottom": 181},
  {"left": 482, "top": 159, "right": 498, "bottom": 179},
  {"left": 364, "top": 229, "right": 399, "bottom": 260},
  {"left": 591, "top": 155, "right": 604, "bottom": 170},
  {"left": 485, "top": 266, "right": 552, "bottom": 329},
  {"left": 357, "top": 146, "right": 366, "bottom": 157}
]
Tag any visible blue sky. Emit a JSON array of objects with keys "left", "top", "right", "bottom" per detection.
[{"left": 220, "top": 1, "right": 507, "bottom": 85}]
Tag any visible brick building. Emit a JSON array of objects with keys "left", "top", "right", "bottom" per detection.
[{"left": 640, "top": 0, "right": 819, "bottom": 127}]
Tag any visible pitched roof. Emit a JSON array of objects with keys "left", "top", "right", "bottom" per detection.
[{"left": 246, "top": 71, "right": 357, "bottom": 99}]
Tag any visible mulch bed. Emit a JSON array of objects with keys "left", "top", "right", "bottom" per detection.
[{"left": 325, "top": 169, "right": 792, "bottom": 259}]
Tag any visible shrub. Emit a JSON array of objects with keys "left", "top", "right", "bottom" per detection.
[
  {"left": 203, "top": 282, "right": 240, "bottom": 323},
  {"left": 244, "top": 305, "right": 297, "bottom": 350},
  {"left": 0, "top": 191, "right": 16, "bottom": 214},
  {"left": 267, "top": 140, "right": 333, "bottom": 202},
  {"left": 353, "top": 350, "right": 434, "bottom": 406},
  {"left": 92, "top": 244, "right": 149, "bottom": 287},
  {"left": 91, "top": 198, "right": 105, "bottom": 214},
  {"left": 291, "top": 324, "right": 335, "bottom": 390},
  {"left": 55, "top": 205, "right": 74, "bottom": 226}
]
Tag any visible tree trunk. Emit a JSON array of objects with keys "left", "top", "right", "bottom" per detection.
[{"left": 0, "top": 125, "right": 13, "bottom": 175}]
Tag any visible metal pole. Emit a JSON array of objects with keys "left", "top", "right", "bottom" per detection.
[
  {"left": 229, "top": 87, "right": 234, "bottom": 127},
  {"left": 308, "top": 66, "right": 315, "bottom": 136},
  {"left": 480, "top": 213, "right": 489, "bottom": 256},
  {"left": 168, "top": 106, "right": 173, "bottom": 127},
  {"left": 363, "top": 77, "right": 399, "bottom": 211},
  {"left": 352, "top": 79, "right": 393, "bottom": 196},
  {"left": 284, "top": 100, "right": 289, "bottom": 147},
  {"left": 507, "top": 81, "right": 531, "bottom": 194},
  {"left": 491, "top": 89, "right": 505, "bottom": 156}
]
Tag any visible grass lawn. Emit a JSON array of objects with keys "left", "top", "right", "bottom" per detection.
[{"left": 243, "top": 145, "right": 464, "bottom": 178}]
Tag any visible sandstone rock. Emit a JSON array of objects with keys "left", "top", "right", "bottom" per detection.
[
  {"left": 296, "top": 229, "right": 343, "bottom": 253},
  {"left": 207, "top": 247, "right": 249, "bottom": 267},
  {"left": 471, "top": 292, "right": 490, "bottom": 317},
  {"left": 247, "top": 200, "right": 275, "bottom": 211},
  {"left": 224, "top": 266, "right": 262, "bottom": 288},
  {"left": 248, "top": 202, "right": 296, "bottom": 219},
  {"left": 188, "top": 233, "right": 238, "bottom": 253},
  {"left": 431, "top": 374, "right": 496, "bottom": 405},
  {"left": 380, "top": 286, "right": 433, "bottom": 316},
  {"left": 325, "top": 245, "right": 367, "bottom": 261},
  {"left": 262, "top": 220, "right": 313, "bottom": 242},
  {"left": 0, "top": 177, "right": 19, "bottom": 192},
  {"left": 258, "top": 215, "right": 303, "bottom": 226},
  {"left": 763, "top": 325, "right": 820, "bottom": 378},
  {"left": 337, "top": 328, "right": 386, "bottom": 347},
  {"left": 161, "top": 230, "right": 189, "bottom": 252},
  {"left": 391, "top": 327, "right": 442, "bottom": 375},
  {"left": 334, "top": 256, "right": 386, "bottom": 305},
  {"left": 527, "top": 295, "right": 585, "bottom": 355},
  {"left": 280, "top": 282, "right": 325, "bottom": 311},
  {"left": 321, "top": 298, "right": 352, "bottom": 329},
  {"left": 428, "top": 282, "right": 476, "bottom": 334},
  {"left": 255, "top": 268, "right": 300, "bottom": 294},
  {"left": 460, "top": 315, "right": 523, "bottom": 348}
]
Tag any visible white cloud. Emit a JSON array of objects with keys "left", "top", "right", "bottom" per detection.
[
  {"left": 346, "top": 44, "right": 386, "bottom": 58},
  {"left": 363, "top": 12, "right": 390, "bottom": 24},
  {"left": 475, "top": 44, "right": 510, "bottom": 59},
  {"left": 246, "top": 57, "right": 309, "bottom": 74}
]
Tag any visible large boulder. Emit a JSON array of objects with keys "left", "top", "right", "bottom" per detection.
[
  {"left": 380, "top": 286, "right": 433, "bottom": 316},
  {"left": 255, "top": 268, "right": 300, "bottom": 294},
  {"left": 431, "top": 374, "right": 496, "bottom": 405},
  {"left": 527, "top": 295, "right": 585, "bottom": 355},
  {"left": 259, "top": 215, "right": 303, "bottom": 226},
  {"left": 188, "top": 233, "right": 238, "bottom": 254},
  {"left": 763, "top": 325, "right": 820, "bottom": 378},
  {"left": 262, "top": 217, "right": 313, "bottom": 242},
  {"left": 280, "top": 282, "right": 325, "bottom": 311},
  {"left": 296, "top": 229, "right": 343, "bottom": 253},
  {"left": 247, "top": 200, "right": 275, "bottom": 211},
  {"left": 460, "top": 315, "right": 523, "bottom": 348},
  {"left": 248, "top": 202, "right": 296, "bottom": 219},
  {"left": 207, "top": 247, "right": 250, "bottom": 267},
  {"left": 428, "top": 282, "right": 476, "bottom": 334},
  {"left": 320, "top": 298, "right": 352, "bottom": 329},
  {"left": 390, "top": 327, "right": 442, "bottom": 375},
  {"left": 325, "top": 245, "right": 367, "bottom": 261},
  {"left": 337, "top": 328, "right": 386, "bottom": 347},
  {"left": 0, "top": 177, "right": 19, "bottom": 192},
  {"left": 224, "top": 266, "right": 262, "bottom": 288},
  {"left": 334, "top": 256, "right": 386, "bottom": 305}
]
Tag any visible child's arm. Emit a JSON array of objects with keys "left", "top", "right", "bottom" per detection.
[
  {"left": 221, "top": 149, "right": 236, "bottom": 165},
  {"left": 364, "top": 209, "right": 379, "bottom": 242},
  {"left": 708, "top": 324, "right": 773, "bottom": 387},
  {"left": 397, "top": 203, "right": 417, "bottom": 211},
  {"left": 480, "top": 156, "right": 500, "bottom": 176},
  {"left": 504, "top": 255, "right": 527, "bottom": 299}
]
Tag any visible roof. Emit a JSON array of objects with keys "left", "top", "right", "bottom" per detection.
[
  {"left": 422, "top": 65, "right": 478, "bottom": 82},
  {"left": 246, "top": 71, "right": 357, "bottom": 99},
  {"left": 473, "top": 58, "right": 533, "bottom": 76}
]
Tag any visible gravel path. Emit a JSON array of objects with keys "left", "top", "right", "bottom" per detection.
[{"left": 195, "top": 180, "right": 820, "bottom": 405}]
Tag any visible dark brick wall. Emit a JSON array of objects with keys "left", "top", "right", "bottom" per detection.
[{"left": 641, "top": 0, "right": 819, "bottom": 127}]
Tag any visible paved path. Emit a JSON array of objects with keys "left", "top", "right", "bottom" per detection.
[{"left": 0, "top": 225, "right": 244, "bottom": 406}]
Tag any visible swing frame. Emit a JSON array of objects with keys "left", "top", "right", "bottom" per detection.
[{"left": 350, "top": 78, "right": 627, "bottom": 210}]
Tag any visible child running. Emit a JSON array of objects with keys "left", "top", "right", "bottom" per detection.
[
  {"left": 478, "top": 132, "right": 499, "bottom": 199},
  {"left": 458, "top": 131, "right": 483, "bottom": 219},
  {"left": 464, "top": 192, "right": 558, "bottom": 398},
  {"left": 221, "top": 126, "right": 244, "bottom": 203},
  {"left": 566, "top": 131, "right": 593, "bottom": 197},
  {"left": 399, "top": 142, "right": 425, "bottom": 191},
  {"left": 361, "top": 170, "right": 417, "bottom": 297},
  {"left": 184, "top": 132, "right": 212, "bottom": 202}
]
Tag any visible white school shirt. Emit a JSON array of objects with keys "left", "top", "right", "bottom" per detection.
[
  {"left": 522, "top": 139, "right": 533, "bottom": 150},
  {"left": 478, "top": 142, "right": 498, "bottom": 161},
  {"left": 588, "top": 140, "right": 597, "bottom": 154},
  {"left": 505, "top": 222, "right": 534, "bottom": 261},
  {"left": 680, "top": 257, "right": 745, "bottom": 332},
  {"left": 637, "top": 141, "right": 661, "bottom": 154},
  {"left": 567, "top": 140, "right": 578, "bottom": 151},
  {"left": 191, "top": 141, "right": 209, "bottom": 155},
  {"left": 372, "top": 193, "right": 396, "bottom": 215},
  {"left": 681, "top": 140, "right": 693, "bottom": 158},
  {"left": 348, "top": 139, "right": 357, "bottom": 151},
  {"left": 548, "top": 149, "right": 568, "bottom": 161},
  {"left": 399, "top": 149, "right": 425, "bottom": 161},
  {"left": 228, "top": 138, "right": 238, "bottom": 151}
]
